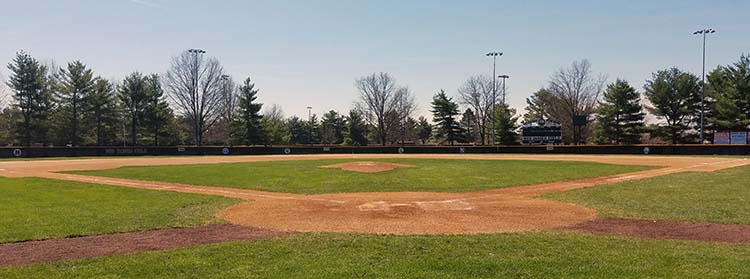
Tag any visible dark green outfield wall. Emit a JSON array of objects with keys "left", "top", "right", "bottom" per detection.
[{"left": 1, "top": 145, "right": 749, "bottom": 158}]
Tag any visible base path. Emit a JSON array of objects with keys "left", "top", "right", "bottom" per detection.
[{"left": 1, "top": 154, "right": 748, "bottom": 235}]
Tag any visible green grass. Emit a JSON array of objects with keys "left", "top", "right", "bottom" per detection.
[
  {"left": 546, "top": 165, "right": 750, "bottom": 224},
  {"left": 2, "top": 232, "right": 749, "bottom": 278},
  {"left": 0, "top": 177, "right": 240, "bottom": 243},
  {"left": 69, "top": 159, "right": 652, "bottom": 194}
]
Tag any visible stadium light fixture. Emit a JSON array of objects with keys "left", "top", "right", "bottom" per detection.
[
  {"left": 498, "top": 75, "right": 510, "bottom": 105},
  {"left": 694, "top": 28, "right": 716, "bottom": 144},
  {"left": 486, "top": 51, "right": 503, "bottom": 145}
]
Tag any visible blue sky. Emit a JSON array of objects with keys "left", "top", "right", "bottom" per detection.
[{"left": 1, "top": 0, "right": 748, "bottom": 118}]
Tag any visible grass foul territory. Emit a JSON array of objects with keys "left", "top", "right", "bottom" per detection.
[
  {"left": 0, "top": 177, "right": 240, "bottom": 243},
  {"left": 1, "top": 233, "right": 749, "bottom": 278}
]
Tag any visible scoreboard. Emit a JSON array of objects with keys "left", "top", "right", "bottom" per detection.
[{"left": 522, "top": 120, "right": 562, "bottom": 145}]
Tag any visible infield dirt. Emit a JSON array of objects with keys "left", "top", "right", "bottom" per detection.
[{"left": 1, "top": 154, "right": 748, "bottom": 235}]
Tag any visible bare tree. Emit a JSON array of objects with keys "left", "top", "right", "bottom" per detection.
[
  {"left": 165, "top": 50, "right": 225, "bottom": 146},
  {"left": 219, "top": 75, "right": 238, "bottom": 123},
  {"left": 263, "top": 104, "right": 284, "bottom": 123},
  {"left": 218, "top": 75, "right": 238, "bottom": 144},
  {"left": 546, "top": 60, "right": 606, "bottom": 144},
  {"left": 393, "top": 86, "right": 417, "bottom": 144},
  {"left": 0, "top": 71, "right": 7, "bottom": 109},
  {"left": 457, "top": 75, "right": 499, "bottom": 145},
  {"left": 355, "top": 72, "right": 402, "bottom": 145},
  {"left": 261, "top": 104, "right": 286, "bottom": 145}
]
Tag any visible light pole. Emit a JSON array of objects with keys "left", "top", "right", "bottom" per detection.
[
  {"left": 220, "top": 74, "right": 231, "bottom": 146},
  {"left": 498, "top": 75, "right": 510, "bottom": 106},
  {"left": 693, "top": 29, "right": 715, "bottom": 144},
  {"left": 307, "top": 106, "right": 313, "bottom": 146},
  {"left": 187, "top": 49, "right": 206, "bottom": 146},
  {"left": 486, "top": 52, "right": 503, "bottom": 145}
]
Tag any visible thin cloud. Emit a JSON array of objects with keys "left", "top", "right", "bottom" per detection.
[{"left": 128, "top": 0, "right": 166, "bottom": 9}]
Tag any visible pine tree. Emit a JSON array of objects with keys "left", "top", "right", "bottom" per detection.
[
  {"left": 494, "top": 104, "right": 520, "bottom": 145},
  {"left": 285, "top": 116, "right": 306, "bottom": 144},
  {"left": 707, "top": 55, "right": 750, "bottom": 131},
  {"left": 644, "top": 68, "right": 701, "bottom": 144},
  {"left": 6, "top": 51, "right": 53, "bottom": 146},
  {"left": 232, "top": 77, "right": 264, "bottom": 145},
  {"left": 88, "top": 79, "right": 119, "bottom": 145},
  {"left": 143, "top": 74, "right": 172, "bottom": 146},
  {"left": 594, "top": 80, "right": 645, "bottom": 144},
  {"left": 431, "top": 90, "right": 461, "bottom": 145},
  {"left": 118, "top": 72, "right": 149, "bottom": 145},
  {"left": 303, "top": 114, "right": 321, "bottom": 144},
  {"left": 523, "top": 88, "right": 554, "bottom": 123},
  {"left": 320, "top": 110, "right": 345, "bottom": 144},
  {"left": 344, "top": 110, "right": 368, "bottom": 146},
  {"left": 58, "top": 60, "right": 95, "bottom": 146},
  {"left": 416, "top": 116, "right": 432, "bottom": 144}
]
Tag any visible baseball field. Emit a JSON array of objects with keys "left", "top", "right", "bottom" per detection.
[{"left": 1, "top": 154, "right": 749, "bottom": 278}]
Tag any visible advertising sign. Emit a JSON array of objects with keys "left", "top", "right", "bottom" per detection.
[
  {"left": 714, "top": 131, "right": 730, "bottom": 144},
  {"left": 730, "top": 132, "right": 747, "bottom": 145}
]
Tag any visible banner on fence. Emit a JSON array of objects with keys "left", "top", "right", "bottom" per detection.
[
  {"left": 730, "top": 132, "right": 748, "bottom": 145},
  {"left": 714, "top": 131, "right": 731, "bottom": 144}
]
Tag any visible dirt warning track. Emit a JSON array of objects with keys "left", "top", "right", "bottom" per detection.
[{"left": 1, "top": 154, "right": 748, "bottom": 235}]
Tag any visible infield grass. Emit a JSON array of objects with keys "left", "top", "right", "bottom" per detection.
[
  {"left": 2, "top": 232, "right": 749, "bottom": 278},
  {"left": 0, "top": 177, "right": 240, "bottom": 243},
  {"left": 546, "top": 165, "right": 750, "bottom": 224},
  {"left": 68, "top": 159, "right": 652, "bottom": 194}
]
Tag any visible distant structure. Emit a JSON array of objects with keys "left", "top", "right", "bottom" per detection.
[
  {"left": 713, "top": 131, "right": 749, "bottom": 145},
  {"left": 521, "top": 120, "right": 562, "bottom": 145}
]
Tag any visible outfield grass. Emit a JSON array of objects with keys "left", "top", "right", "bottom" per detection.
[
  {"left": 546, "top": 165, "right": 750, "bottom": 224},
  {"left": 2, "top": 232, "right": 749, "bottom": 278},
  {"left": 69, "top": 159, "right": 651, "bottom": 194},
  {"left": 0, "top": 177, "right": 240, "bottom": 243}
]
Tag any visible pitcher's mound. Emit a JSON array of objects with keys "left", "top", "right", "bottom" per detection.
[{"left": 320, "top": 161, "right": 414, "bottom": 173}]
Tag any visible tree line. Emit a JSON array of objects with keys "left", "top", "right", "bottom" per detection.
[{"left": 1, "top": 50, "right": 749, "bottom": 147}]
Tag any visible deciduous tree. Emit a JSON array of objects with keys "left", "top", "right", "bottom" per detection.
[
  {"left": 546, "top": 60, "right": 606, "bottom": 143},
  {"left": 165, "top": 50, "right": 225, "bottom": 146},
  {"left": 457, "top": 75, "right": 497, "bottom": 144}
]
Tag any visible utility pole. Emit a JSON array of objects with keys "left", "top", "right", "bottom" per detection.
[
  {"left": 486, "top": 52, "right": 503, "bottom": 145},
  {"left": 693, "top": 29, "right": 715, "bottom": 144}
]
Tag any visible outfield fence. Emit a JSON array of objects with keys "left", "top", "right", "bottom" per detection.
[{"left": 2, "top": 144, "right": 750, "bottom": 158}]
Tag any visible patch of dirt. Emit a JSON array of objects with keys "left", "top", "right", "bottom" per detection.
[
  {"left": 320, "top": 161, "right": 414, "bottom": 173},
  {"left": 0, "top": 224, "right": 290, "bottom": 267},
  {"left": 558, "top": 218, "right": 750, "bottom": 243},
  {"left": 1, "top": 154, "right": 748, "bottom": 235}
]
